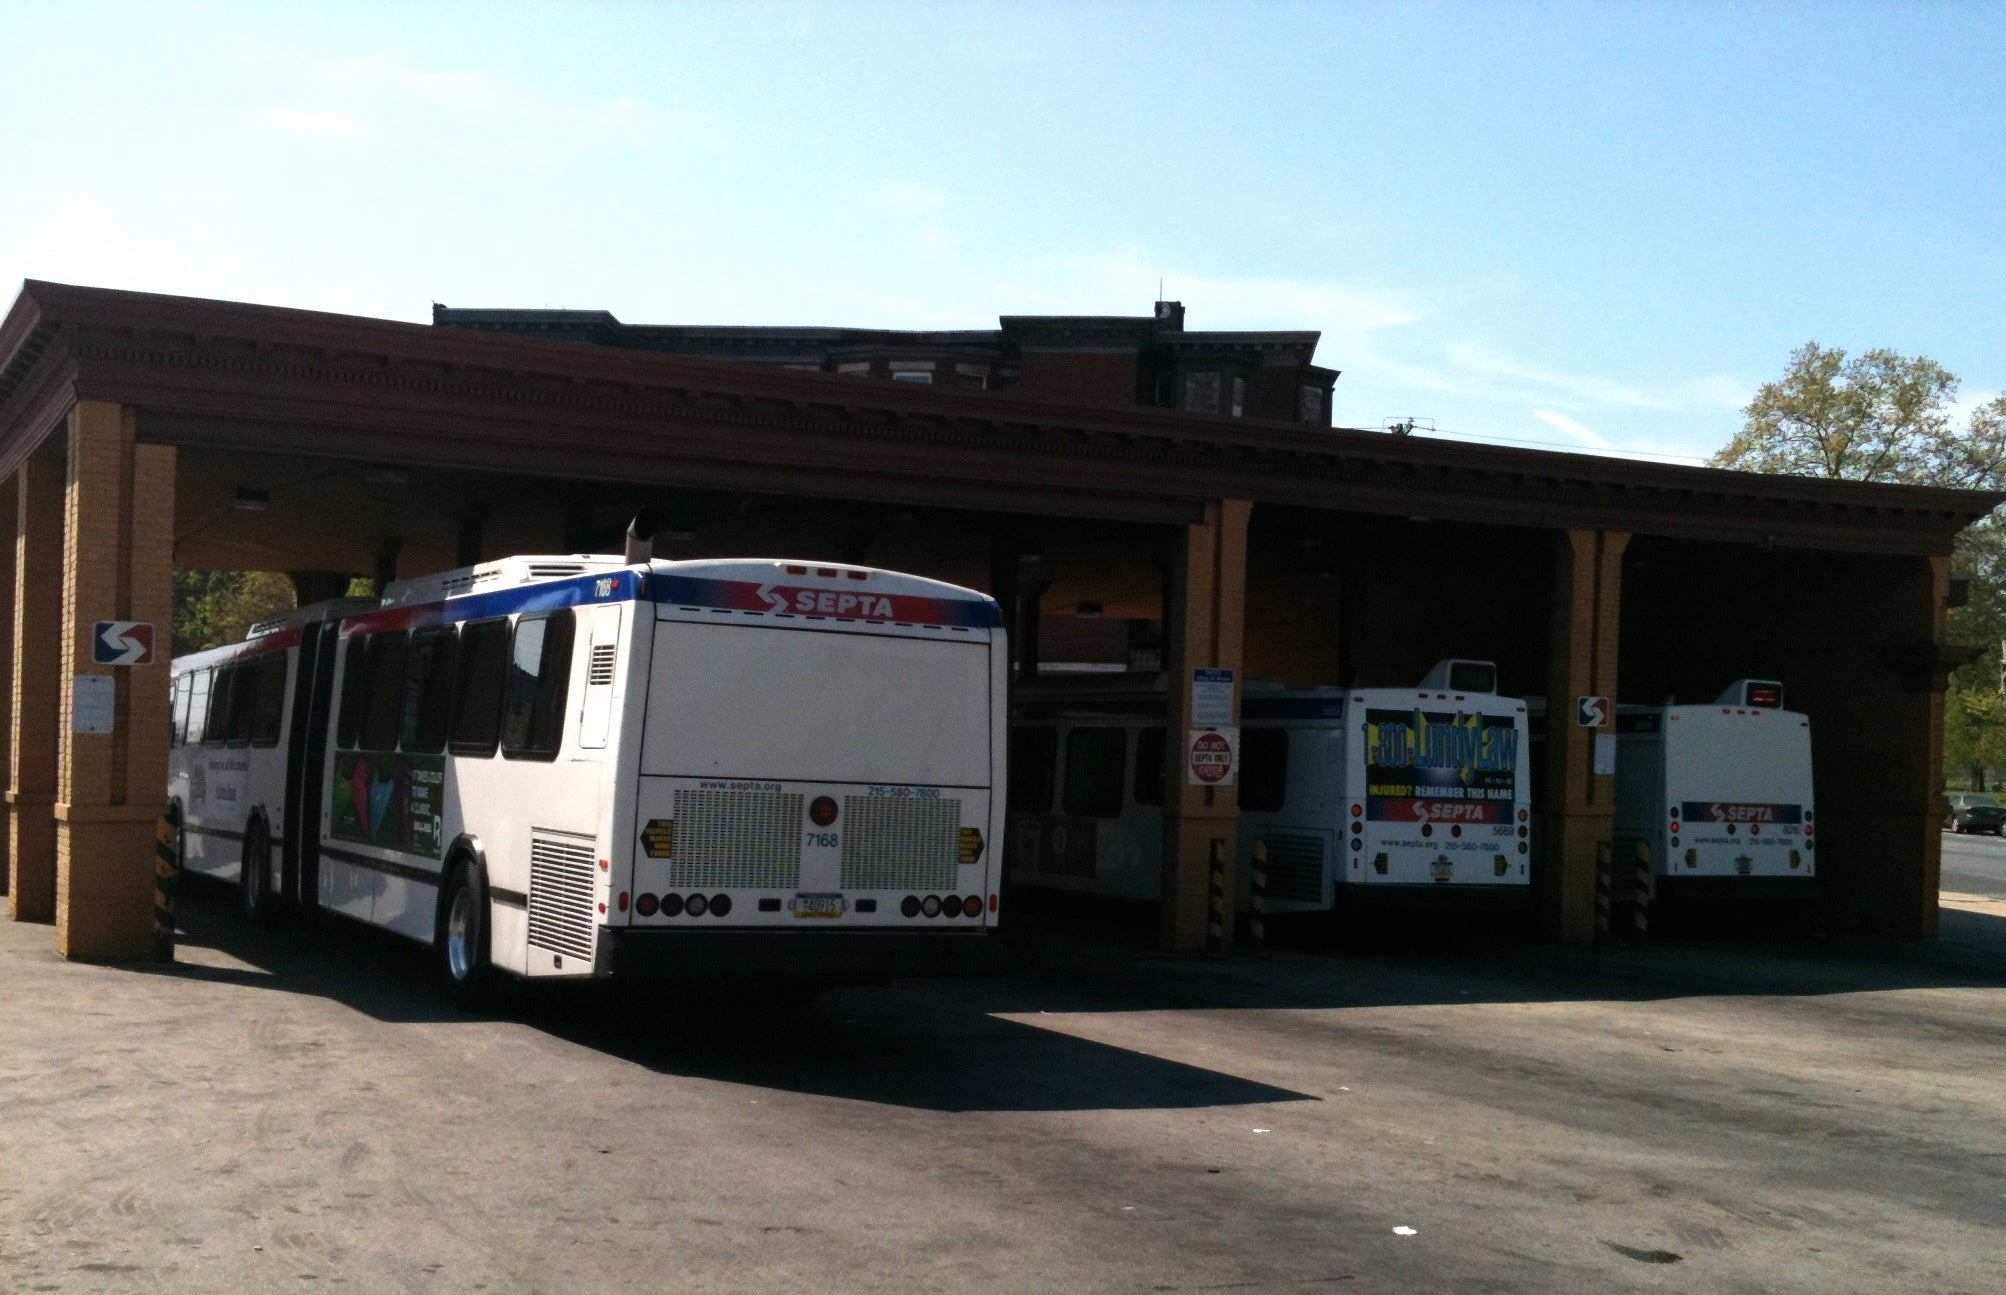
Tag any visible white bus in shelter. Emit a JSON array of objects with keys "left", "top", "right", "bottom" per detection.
[
  {"left": 1614, "top": 679, "right": 1816, "bottom": 898},
  {"left": 1007, "top": 660, "right": 1532, "bottom": 914},
  {"left": 169, "top": 555, "right": 1007, "bottom": 1002}
]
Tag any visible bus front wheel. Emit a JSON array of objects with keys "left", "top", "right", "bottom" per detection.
[{"left": 438, "top": 858, "right": 495, "bottom": 1010}]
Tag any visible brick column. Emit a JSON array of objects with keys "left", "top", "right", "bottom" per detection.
[
  {"left": 0, "top": 476, "right": 13, "bottom": 900},
  {"left": 8, "top": 448, "right": 64, "bottom": 921},
  {"left": 1160, "top": 499, "right": 1250, "bottom": 952},
  {"left": 54, "top": 402, "right": 176, "bottom": 961},
  {"left": 1540, "top": 528, "right": 1628, "bottom": 944}
]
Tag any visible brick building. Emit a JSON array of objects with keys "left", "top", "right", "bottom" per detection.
[{"left": 433, "top": 299, "right": 1339, "bottom": 425}]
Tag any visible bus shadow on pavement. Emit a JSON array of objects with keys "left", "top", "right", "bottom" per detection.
[{"left": 153, "top": 890, "right": 1320, "bottom": 1113}]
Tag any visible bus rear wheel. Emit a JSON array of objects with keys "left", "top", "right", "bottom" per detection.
[
  {"left": 239, "top": 822, "right": 275, "bottom": 926},
  {"left": 438, "top": 859, "right": 495, "bottom": 1010}
]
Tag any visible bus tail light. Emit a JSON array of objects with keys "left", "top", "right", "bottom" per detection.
[
  {"left": 617, "top": 891, "right": 630, "bottom": 912},
  {"left": 988, "top": 894, "right": 998, "bottom": 913},
  {"left": 901, "top": 895, "right": 922, "bottom": 918},
  {"left": 635, "top": 893, "right": 660, "bottom": 917},
  {"left": 685, "top": 893, "right": 708, "bottom": 917},
  {"left": 662, "top": 892, "right": 684, "bottom": 917},
  {"left": 964, "top": 895, "right": 983, "bottom": 917},
  {"left": 809, "top": 796, "right": 839, "bottom": 827},
  {"left": 921, "top": 895, "right": 942, "bottom": 918},
  {"left": 710, "top": 894, "right": 732, "bottom": 917},
  {"left": 943, "top": 895, "right": 962, "bottom": 917}
]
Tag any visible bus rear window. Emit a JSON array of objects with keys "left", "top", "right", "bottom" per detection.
[
  {"left": 1010, "top": 727, "right": 1057, "bottom": 814},
  {"left": 1063, "top": 727, "right": 1127, "bottom": 818},
  {"left": 1238, "top": 727, "right": 1288, "bottom": 813},
  {"left": 1133, "top": 727, "right": 1166, "bottom": 807},
  {"left": 501, "top": 611, "right": 575, "bottom": 761}
]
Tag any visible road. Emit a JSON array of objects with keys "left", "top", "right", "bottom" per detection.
[
  {"left": 3, "top": 893, "right": 2005, "bottom": 1294},
  {"left": 1941, "top": 828, "right": 2006, "bottom": 898}
]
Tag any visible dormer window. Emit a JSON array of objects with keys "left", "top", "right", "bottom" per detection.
[
  {"left": 1230, "top": 375, "right": 1246, "bottom": 418},
  {"left": 1298, "top": 385, "right": 1324, "bottom": 423},
  {"left": 1184, "top": 371, "right": 1220, "bottom": 413}
]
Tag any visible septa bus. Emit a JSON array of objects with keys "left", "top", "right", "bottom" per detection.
[
  {"left": 167, "top": 555, "right": 1006, "bottom": 1001},
  {"left": 1613, "top": 679, "right": 1816, "bottom": 898},
  {"left": 1006, "top": 659, "right": 1532, "bottom": 912}
]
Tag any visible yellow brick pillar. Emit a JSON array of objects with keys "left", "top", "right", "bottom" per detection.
[
  {"left": 1160, "top": 498, "right": 1250, "bottom": 952},
  {"left": 54, "top": 402, "right": 177, "bottom": 961},
  {"left": 8, "top": 447, "right": 64, "bottom": 922},
  {"left": 1540, "top": 528, "right": 1628, "bottom": 945}
]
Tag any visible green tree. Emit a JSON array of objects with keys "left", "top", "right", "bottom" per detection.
[
  {"left": 1716, "top": 342, "right": 2006, "bottom": 784},
  {"left": 172, "top": 570, "right": 295, "bottom": 656},
  {"left": 1711, "top": 342, "right": 2006, "bottom": 487}
]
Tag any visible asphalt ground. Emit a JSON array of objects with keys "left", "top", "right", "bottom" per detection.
[
  {"left": 3, "top": 890, "right": 2005, "bottom": 1295},
  {"left": 1940, "top": 827, "right": 2006, "bottom": 899}
]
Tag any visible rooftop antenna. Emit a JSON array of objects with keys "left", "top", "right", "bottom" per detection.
[{"left": 1381, "top": 416, "right": 1435, "bottom": 437}]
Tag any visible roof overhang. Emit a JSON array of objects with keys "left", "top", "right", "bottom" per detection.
[{"left": 2, "top": 280, "right": 1997, "bottom": 554}]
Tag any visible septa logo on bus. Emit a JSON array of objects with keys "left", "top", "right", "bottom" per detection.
[{"left": 1369, "top": 798, "right": 1508, "bottom": 824}]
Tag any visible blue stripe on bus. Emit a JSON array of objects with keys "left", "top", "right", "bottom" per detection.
[{"left": 1242, "top": 698, "right": 1347, "bottom": 720}]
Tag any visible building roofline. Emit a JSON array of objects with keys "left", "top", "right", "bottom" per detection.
[{"left": 3, "top": 280, "right": 1997, "bottom": 548}]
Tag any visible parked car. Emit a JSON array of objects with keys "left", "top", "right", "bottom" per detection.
[{"left": 1946, "top": 793, "right": 2006, "bottom": 835}]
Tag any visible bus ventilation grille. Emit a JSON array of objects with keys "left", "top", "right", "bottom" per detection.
[
  {"left": 840, "top": 796, "right": 962, "bottom": 891},
  {"left": 587, "top": 644, "right": 617, "bottom": 686},
  {"left": 1260, "top": 833, "right": 1326, "bottom": 905},
  {"left": 669, "top": 790, "right": 803, "bottom": 889},
  {"left": 527, "top": 829, "right": 598, "bottom": 961},
  {"left": 527, "top": 563, "right": 589, "bottom": 580}
]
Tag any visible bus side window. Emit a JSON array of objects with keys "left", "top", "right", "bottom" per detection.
[
  {"left": 186, "top": 669, "right": 211, "bottom": 746},
  {"left": 250, "top": 652, "right": 288, "bottom": 747},
  {"left": 1238, "top": 728, "right": 1288, "bottom": 812},
  {"left": 171, "top": 674, "right": 190, "bottom": 747},
  {"left": 336, "top": 637, "right": 373, "bottom": 749},
  {"left": 1008, "top": 727, "right": 1057, "bottom": 814},
  {"left": 500, "top": 611, "right": 576, "bottom": 761},
  {"left": 1133, "top": 727, "right": 1166, "bottom": 807},
  {"left": 207, "top": 665, "right": 237, "bottom": 745},
  {"left": 449, "top": 618, "right": 509, "bottom": 758},
  {"left": 1063, "top": 727, "right": 1127, "bottom": 819},
  {"left": 358, "top": 632, "right": 409, "bottom": 752},
  {"left": 401, "top": 626, "right": 457, "bottom": 754}
]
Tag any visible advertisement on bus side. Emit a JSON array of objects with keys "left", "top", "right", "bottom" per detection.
[{"left": 331, "top": 750, "right": 445, "bottom": 859}]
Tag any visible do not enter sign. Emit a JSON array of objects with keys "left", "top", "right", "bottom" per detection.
[{"left": 1186, "top": 728, "right": 1240, "bottom": 786}]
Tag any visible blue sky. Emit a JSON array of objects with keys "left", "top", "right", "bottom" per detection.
[{"left": 2, "top": 1, "right": 2001, "bottom": 464}]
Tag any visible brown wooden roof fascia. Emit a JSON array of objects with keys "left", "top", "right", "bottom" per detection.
[{"left": 10, "top": 280, "right": 2002, "bottom": 548}]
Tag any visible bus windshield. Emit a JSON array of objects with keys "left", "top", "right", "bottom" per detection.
[{"left": 641, "top": 620, "right": 992, "bottom": 787}]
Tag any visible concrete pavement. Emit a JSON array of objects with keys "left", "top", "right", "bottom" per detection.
[{"left": 3, "top": 893, "right": 2004, "bottom": 1294}]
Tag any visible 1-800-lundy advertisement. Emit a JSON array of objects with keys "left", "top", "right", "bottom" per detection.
[{"left": 1364, "top": 709, "right": 1518, "bottom": 823}]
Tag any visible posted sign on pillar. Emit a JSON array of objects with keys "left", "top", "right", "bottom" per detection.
[
  {"left": 1187, "top": 727, "right": 1240, "bottom": 786},
  {"left": 1187, "top": 667, "right": 1240, "bottom": 786}
]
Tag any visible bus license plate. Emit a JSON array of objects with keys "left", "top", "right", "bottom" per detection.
[{"left": 791, "top": 893, "right": 845, "bottom": 919}]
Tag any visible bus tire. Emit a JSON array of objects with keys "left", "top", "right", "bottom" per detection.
[
  {"left": 239, "top": 820, "right": 275, "bottom": 926},
  {"left": 438, "top": 857, "right": 495, "bottom": 1010}
]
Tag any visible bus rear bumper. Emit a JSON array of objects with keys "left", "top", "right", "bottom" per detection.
[{"left": 600, "top": 926, "right": 1002, "bottom": 984}]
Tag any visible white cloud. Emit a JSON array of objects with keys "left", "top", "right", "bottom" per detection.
[
  {"left": 1447, "top": 340, "right": 1670, "bottom": 410},
  {"left": 1533, "top": 409, "right": 1614, "bottom": 449}
]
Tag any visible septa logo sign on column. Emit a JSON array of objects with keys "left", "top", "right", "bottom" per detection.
[
  {"left": 93, "top": 621, "right": 155, "bottom": 666},
  {"left": 1576, "top": 695, "right": 1609, "bottom": 728}
]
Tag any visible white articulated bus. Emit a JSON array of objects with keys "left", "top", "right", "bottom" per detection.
[
  {"left": 1007, "top": 659, "right": 1532, "bottom": 913},
  {"left": 1613, "top": 679, "right": 1816, "bottom": 899},
  {"left": 169, "top": 555, "right": 1006, "bottom": 1000}
]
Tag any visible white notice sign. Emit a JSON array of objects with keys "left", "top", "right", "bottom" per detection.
[
  {"left": 1593, "top": 732, "right": 1617, "bottom": 776},
  {"left": 1191, "top": 667, "right": 1236, "bottom": 728},
  {"left": 73, "top": 673, "right": 115, "bottom": 735}
]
